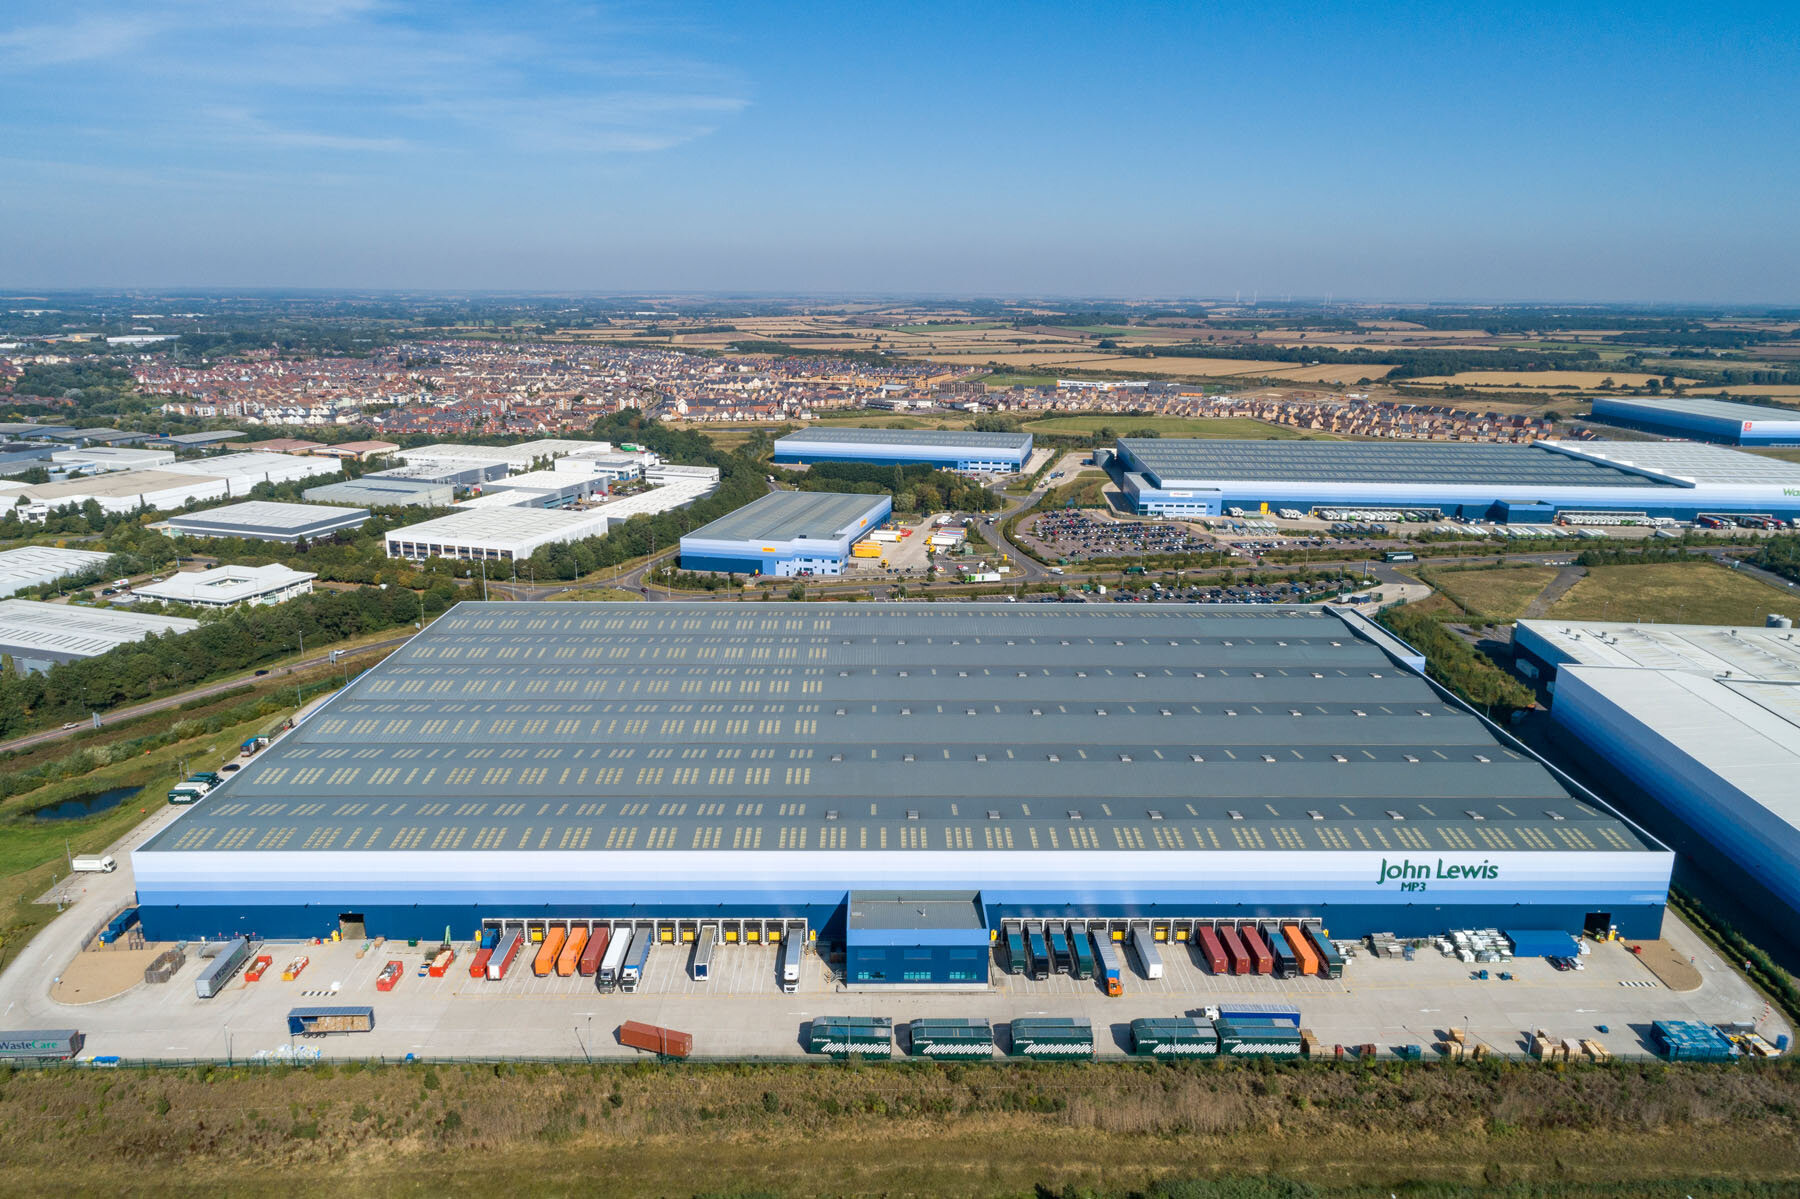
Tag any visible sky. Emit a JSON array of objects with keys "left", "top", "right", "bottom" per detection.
[{"left": 2, "top": 0, "right": 1797, "bottom": 301}]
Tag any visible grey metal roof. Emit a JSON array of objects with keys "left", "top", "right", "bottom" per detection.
[
  {"left": 849, "top": 891, "right": 984, "bottom": 930},
  {"left": 1547, "top": 441, "right": 1800, "bottom": 485},
  {"left": 141, "top": 602, "right": 1653, "bottom": 857},
  {"left": 160, "top": 501, "right": 369, "bottom": 536},
  {"left": 777, "top": 427, "right": 1032, "bottom": 451},
  {"left": 1594, "top": 396, "right": 1800, "bottom": 424},
  {"left": 0, "top": 599, "right": 198, "bottom": 659},
  {"left": 684, "top": 490, "right": 889, "bottom": 543},
  {"left": 1119, "top": 439, "right": 1678, "bottom": 490}
]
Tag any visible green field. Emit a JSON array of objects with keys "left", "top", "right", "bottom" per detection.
[
  {"left": 1551, "top": 561, "right": 1791, "bottom": 625},
  {"left": 1428, "top": 565, "right": 1560, "bottom": 622},
  {"left": 1020, "top": 414, "right": 1326, "bottom": 439},
  {"left": 547, "top": 586, "right": 641, "bottom": 602}
]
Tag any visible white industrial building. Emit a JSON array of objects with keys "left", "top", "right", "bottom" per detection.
[
  {"left": 132, "top": 563, "right": 317, "bottom": 608},
  {"left": 1514, "top": 618, "right": 1800, "bottom": 925},
  {"left": 161, "top": 451, "right": 341, "bottom": 495},
  {"left": 0, "top": 546, "right": 115, "bottom": 598},
  {"left": 0, "top": 469, "right": 232, "bottom": 516},
  {"left": 152, "top": 500, "right": 371, "bottom": 543},
  {"left": 50, "top": 446, "right": 176, "bottom": 473},
  {"left": 384, "top": 507, "right": 613, "bottom": 562},
  {"left": 396, "top": 440, "right": 612, "bottom": 472},
  {"left": 0, "top": 599, "right": 200, "bottom": 674}
]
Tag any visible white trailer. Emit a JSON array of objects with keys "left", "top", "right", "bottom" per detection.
[
  {"left": 70, "top": 855, "right": 116, "bottom": 874},
  {"left": 599, "top": 926, "right": 633, "bottom": 990},
  {"left": 1130, "top": 926, "right": 1164, "bottom": 980}
]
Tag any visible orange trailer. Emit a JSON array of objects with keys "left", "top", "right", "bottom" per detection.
[
  {"left": 1282, "top": 923, "right": 1320, "bottom": 976},
  {"left": 532, "top": 926, "right": 566, "bottom": 977},
  {"left": 557, "top": 927, "right": 588, "bottom": 976}
]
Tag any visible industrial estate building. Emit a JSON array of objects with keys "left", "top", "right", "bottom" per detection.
[
  {"left": 1109, "top": 438, "right": 1800, "bottom": 523},
  {"left": 1514, "top": 618, "right": 1800, "bottom": 925},
  {"left": 1590, "top": 396, "right": 1800, "bottom": 446},
  {"left": 679, "top": 490, "right": 892, "bottom": 576},
  {"left": 153, "top": 501, "right": 371, "bottom": 543},
  {"left": 133, "top": 564, "right": 316, "bottom": 609},
  {"left": 774, "top": 427, "right": 1033, "bottom": 473},
  {"left": 383, "top": 507, "right": 613, "bottom": 562},
  {"left": 303, "top": 477, "right": 456, "bottom": 509},
  {"left": 0, "top": 600, "right": 199, "bottom": 674},
  {"left": 0, "top": 546, "right": 113, "bottom": 598},
  {"left": 132, "top": 602, "right": 1672, "bottom": 972}
]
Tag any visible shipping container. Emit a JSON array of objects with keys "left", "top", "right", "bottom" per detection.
[
  {"left": 1069, "top": 927, "right": 1096, "bottom": 980},
  {"left": 908, "top": 1018, "right": 995, "bottom": 1058},
  {"left": 1010, "top": 1016, "right": 1094, "bottom": 1058},
  {"left": 578, "top": 926, "right": 609, "bottom": 976},
  {"left": 621, "top": 931, "right": 652, "bottom": 992},
  {"left": 558, "top": 927, "right": 587, "bottom": 977},
  {"left": 533, "top": 926, "right": 566, "bottom": 977},
  {"left": 0, "top": 1030, "right": 82, "bottom": 1060},
  {"left": 1094, "top": 936, "right": 1124, "bottom": 996},
  {"left": 1215, "top": 1004, "right": 1302, "bottom": 1027},
  {"left": 1238, "top": 925, "right": 1274, "bottom": 974},
  {"left": 692, "top": 926, "right": 716, "bottom": 981},
  {"left": 1130, "top": 927, "right": 1164, "bottom": 979},
  {"left": 194, "top": 938, "right": 252, "bottom": 999},
  {"left": 1004, "top": 927, "right": 1026, "bottom": 974},
  {"left": 1218, "top": 925, "right": 1251, "bottom": 974},
  {"left": 1282, "top": 923, "right": 1320, "bottom": 976},
  {"left": 599, "top": 927, "right": 633, "bottom": 990},
  {"left": 488, "top": 931, "right": 524, "bottom": 981},
  {"left": 619, "top": 1020, "right": 692, "bottom": 1058},
  {"left": 1129, "top": 1017, "right": 1219, "bottom": 1057},
  {"left": 779, "top": 935, "right": 802, "bottom": 993},
  {"left": 1196, "top": 926, "right": 1227, "bottom": 974},
  {"left": 1216, "top": 1019, "right": 1302, "bottom": 1058},
  {"left": 1302, "top": 926, "right": 1344, "bottom": 979},
  {"left": 287, "top": 1006, "right": 375, "bottom": 1036},
  {"left": 98, "top": 906, "right": 141, "bottom": 945},
  {"left": 808, "top": 1015, "right": 893, "bottom": 1058},
  {"left": 1027, "top": 926, "right": 1050, "bottom": 978},
  {"left": 469, "top": 946, "right": 494, "bottom": 978},
  {"left": 1267, "top": 928, "right": 1299, "bottom": 978},
  {"left": 1048, "top": 922, "right": 1072, "bottom": 974}
]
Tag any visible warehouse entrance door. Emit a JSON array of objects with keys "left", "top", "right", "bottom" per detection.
[{"left": 1582, "top": 911, "right": 1612, "bottom": 937}]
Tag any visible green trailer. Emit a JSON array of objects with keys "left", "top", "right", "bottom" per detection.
[
  {"left": 1216, "top": 1019, "right": 1303, "bottom": 1058},
  {"left": 1004, "top": 927, "right": 1026, "bottom": 975},
  {"left": 1010, "top": 1017, "right": 1095, "bottom": 1059},
  {"left": 1069, "top": 927, "right": 1096, "bottom": 980},
  {"left": 1302, "top": 926, "right": 1345, "bottom": 980},
  {"left": 908, "top": 1018, "right": 995, "bottom": 1059},
  {"left": 1129, "top": 1017, "right": 1220, "bottom": 1057},
  {"left": 807, "top": 1015, "right": 893, "bottom": 1058}
]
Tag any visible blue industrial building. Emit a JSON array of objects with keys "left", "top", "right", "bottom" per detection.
[
  {"left": 774, "top": 427, "right": 1032, "bottom": 473},
  {"left": 1111, "top": 438, "right": 1800, "bottom": 523},
  {"left": 1590, "top": 396, "right": 1800, "bottom": 446},
  {"left": 679, "top": 490, "right": 891, "bottom": 577},
  {"left": 131, "top": 602, "right": 1672, "bottom": 979}
]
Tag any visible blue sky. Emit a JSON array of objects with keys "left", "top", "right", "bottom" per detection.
[{"left": 2, "top": 1, "right": 1796, "bottom": 300}]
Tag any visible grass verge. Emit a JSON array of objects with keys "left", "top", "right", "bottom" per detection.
[{"left": 1550, "top": 561, "right": 1791, "bottom": 624}]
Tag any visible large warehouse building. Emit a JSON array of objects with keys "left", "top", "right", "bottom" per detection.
[
  {"left": 132, "top": 602, "right": 1672, "bottom": 973},
  {"left": 383, "top": 507, "right": 612, "bottom": 562},
  {"left": 153, "top": 500, "right": 371, "bottom": 543},
  {"left": 774, "top": 427, "right": 1033, "bottom": 473},
  {"left": 1514, "top": 618, "right": 1800, "bottom": 925},
  {"left": 679, "top": 490, "right": 891, "bottom": 576},
  {"left": 0, "top": 600, "right": 198, "bottom": 674},
  {"left": 1110, "top": 437, "right": 1800, "bottom": 523},
  {"left": 1590, "top": 396, "right": 1800, "bottom": 446}
]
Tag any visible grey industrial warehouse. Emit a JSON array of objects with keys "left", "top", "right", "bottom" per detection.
[
  {"left": 0, "top": 600, "right": 198, "bottom": 674},
  {"left": 152, "top": 500, "right": 371, "bottom": 542},
  {"left": 132, "top": 602, "right": 1673, "bottom": 983},
  {"left": 773, "top": 427, "right": 1034, "bottom": 473},
  {"left": 1589, "top": 395, "right": 1800, "bottom": 446},
  {"left": 678, "top": 489, "right": 892, "bottom": 576},
  {"left": 1108, "top": 437, "right": 1800, "bottom": 523},
  {"left": 1514, "top": 618, "right": 1800, "bottom": 930}
]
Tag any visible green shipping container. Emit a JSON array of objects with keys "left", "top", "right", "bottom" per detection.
[
  {"left": 1129, "top": 1017, "right": 1219, "bottom": 1057},
  {"left": 808, "top": 1016, "right": 893, "bottom": 1058},
  {"left": 1004, "top": 928, "right": 1026, "bottom": 975},
  {"left": 909, "top": 1018, "right": 995, "bottom": 1059},
  {"left": 1011, "top": 1017, "right": 1095, "bottom": 1059},
  {"left": 1216, "top": 1019, "right": 1302, "bottom": 1058}
]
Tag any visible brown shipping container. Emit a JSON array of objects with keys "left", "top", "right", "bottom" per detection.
[
  {"left": 618, "top": 1020, "right": 693, "bottom": 1057},
  {"left": 578, "top": 927, "right": 609, "bottom": 976}
]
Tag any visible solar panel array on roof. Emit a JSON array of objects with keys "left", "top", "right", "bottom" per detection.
[
  {"left": 1119, "top": 440, "right": 1678, "bottom": 490},
  {"left": 140, "top": 602, "right": 1652, "bottom": 859}
]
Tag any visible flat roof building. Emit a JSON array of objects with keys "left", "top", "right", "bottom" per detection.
[
  {"left": 1514, "top": 618, "right": 1800, "bottom": 929},
  {"left": 131, "top": 602, "right": 1671, "bottom": 965},
  {"left": 396, "top": 439, "right": 611, "bottom": 471},
  {"left": 152, "top": 500, "right": 371, "bottom": 542},
  {"left": 383, "top": 507, "right": 612, "bottom": 562},
  {"left": 0, "top": 546, "right": 114, "bottom": 598},
  {"left": 311, "top": 439, "right": 399, "bottom": 461},
  {"left": 146, "top": 430, "right": 246, "bottom": 448},
  {"left": 0, "top": 599, "right": 199, "bottom": 675},
  {"left": 1590, "top": 396, "right": 1800, "bottom": 446},
  {"left": 1111, "top": 438, "right": 1800, "bottom": 523},
  {"left": 774, "top": 427, "right": 1032, "bottom": 473},
  {"left": 132, "top": 563, "right": 316, "bottom": 608},
  {"left": 50, "top": 446, "right": 176, "bottom": 474},
  {"left": 160, "top": 451, "right": 341, "bottom": 494},
  {"left": 303, "top": 478, "right": 455, "bottom": 509},
  {"left": 368, "top": 460, "right": 510, "bottom": 487},
  {"left": 0, "top": 469, "right": 231, "bottom": 515},
  {"left": 680, "top": 490, "right": 892, "bottom": 576}
]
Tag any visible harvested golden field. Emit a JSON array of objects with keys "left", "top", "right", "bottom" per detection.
[
  {"left": 1427, "top": 564, "right": 1561, "bottom": 622},
  {"left": 0, "top": 1059, "right": 1797, "bottom": 1198},
  {"left": 919, "top": 351, "right": 1397, "bottom": 384},
  {"left": 1411, "top": 371, "right": 1703, "bottom": 388}
]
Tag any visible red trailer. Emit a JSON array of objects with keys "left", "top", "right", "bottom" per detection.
[
  {"left": 1195, "top": 926, "right": 1227, "bottom": 974},
  {"left": 1218, "top": 925, "right": 1251, "bottom": 975},
  {"left": 487, "top": 932, "right": 523, "bottom": 981},
  {"left": 577, "top": 926, "right": 609, "bottom": 976},
  {"left": 1238, "top": 925, "right": 1275, "bottom": 975},
  {"left": 376, "top": 960, "right": 403, "bottom": 992},
  {"left": 618, "top": 1020, "right": 693, "bottom": 1058},
  {"left": 469, "top": 947, "right": 493, "bottom": 978}
]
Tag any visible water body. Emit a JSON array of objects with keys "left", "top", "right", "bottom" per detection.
[{"left": 33, "top": 785, "right": 143, "bottom": 821}]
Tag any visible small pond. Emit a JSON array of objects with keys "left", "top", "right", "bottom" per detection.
[{"left": 32, "top": 785, "right": 144, "bottom": 821}]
